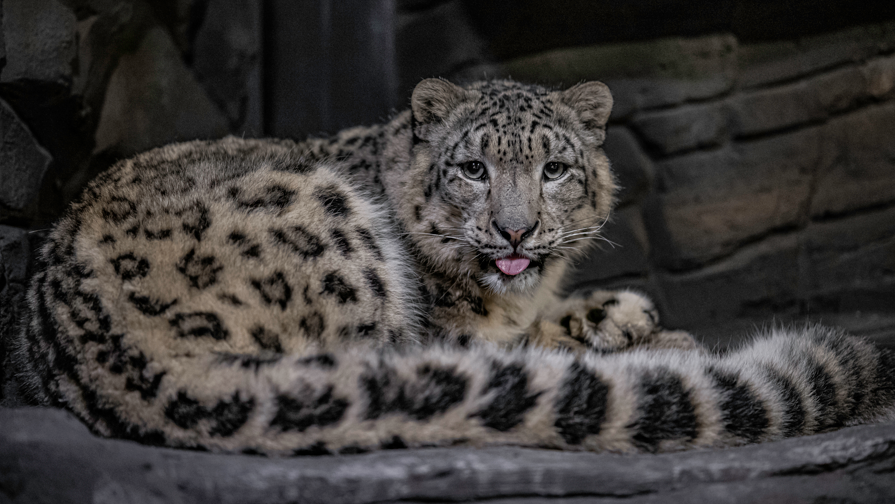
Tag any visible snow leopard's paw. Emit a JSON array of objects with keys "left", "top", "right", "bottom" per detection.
[{"left": 547, "top": 289, "right": 701, "bottom": 353}]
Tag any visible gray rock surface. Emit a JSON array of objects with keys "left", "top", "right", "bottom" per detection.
[
  {"left": 191, "top": 0, "right": 263, "bottom": 134},
  {"left": 811, "top": 101, "right": 895, "bottom": 217},
  {"left": 0, "top": 0, "right": 76, "bottom": 85},
  {"left": 93, "top": 25, "right": 229, "bottom": 158},
  {"left": 649, "top": 125, "right": 819, "bottom": 268},
  {"left": 501, "top": 34, "right": 738, "bottom": 119},
  {"left": 0, "top": 1, "right": 6, "bottom": 65},
  {"left": 0, "top": 99, "right": 52, "bottom": 210},
  {"left": 567, "top": 206, "right": 650, "bottom": 288},
  {"left": 803, "top": 206, "right": 895, "bottom": 311},
  {"left": 0, "top": 225, "right": 29, "bottom": 407},
  {"left": 729, "top": 81, "right": 827, "bottom": 137},
  {"left": 657, "top": 234, "right": 801, "bottom": 329},
  {"left": 2, "top": 407, "right": 895, "bottom": 503},
  {"left": 631, "top": 102, "right": 729, "bottom": 156},
  {"left": 398, "top": 0, "right": 487, "bottom": 96},
  {"left": 601, "top": 126, "right": 652, "bottom": 205},
  {"left": 737, "top": 22, "right": 895, "bottom": 88}
]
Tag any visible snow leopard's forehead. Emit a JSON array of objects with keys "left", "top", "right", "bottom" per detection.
[{"left": 462, "top": 80, "right": 565, "bottom": 126}]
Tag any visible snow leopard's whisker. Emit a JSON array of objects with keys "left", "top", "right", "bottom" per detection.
[
  {"left": 561, "top": 221, "right": 608, "bottom": 232},
  {"left": 557, "top": 229, "right": 604, "bottom": 240},
  {"left": 557, "top": 224, "right": 607, "bottom": 238},
  {"left": 560, "top": 236, "right": 619, "bottom": 248},
  {"left": 558, "top": 215, "right": 611, "bottom": 236}
]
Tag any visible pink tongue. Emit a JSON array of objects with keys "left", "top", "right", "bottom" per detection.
[{"left": 496, "top": 255, "right": 531, "bottom": 276}]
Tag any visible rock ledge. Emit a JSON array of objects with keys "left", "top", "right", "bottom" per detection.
[{"left": 2, "top": 407, "right": 894, "bottom": 503}]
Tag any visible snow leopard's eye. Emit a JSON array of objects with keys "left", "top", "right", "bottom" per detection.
[
  {"left": 543, "top": 162, "right": 568, "bottom": 181},
  {"left": 461, "top": 161, "right": 487, "bottom": 181}
]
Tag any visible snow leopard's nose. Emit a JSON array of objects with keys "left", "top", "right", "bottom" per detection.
[{"left": 493, "top": 220, "right": 538, "bottom": 249}]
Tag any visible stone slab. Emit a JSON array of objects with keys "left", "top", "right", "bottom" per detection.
[
  {"left": 738, "top": 21, "right": 895, "bottom": 89},
  {"left": 728, "top": 80, "right": 826, "bottom": 137},
  {"left": 397, "top": 0, "right": 486, "bottom": 96},
  {"left": 566, "top": 206, "right": 650, "bottom": 289},
  {"left": 866, "top": 54, "right": 895, "bottom": 99},
  {"left": 0, "top": 1, "right": 5, "bottom": 66},
  {"left": 656, "top": 234, "right": 801, "bottom": 329},
  {"left": 502, "top": 34, "right": 737, "bottom": 119},
  {"left": 2, "top": 407, "right": 895, "bottom": 503},
  {"left": 601, "top": 126, "right": 651, "bottom": 205},
  {"left": 802, "top": 206, "right": 895, "bottom": 312},
  {"left": 648, "top": 125, "right": 820, "bottom": 268},
  {"left": 0, "top": 225, "right": 29, "bottom": 407},
  {"left": 631, "top": 102, "right": 729, "bottom": 156},
  {"left": 0, "top": 0, "right": 76, "bottom": 85},
  {"left": 811, "top": 101, "right": 895, "bottom": 217},
  {"left": 192, "top": 0, "right": 263, "bottom": 135},
  {"left": 93, "top": 25, "right": 229, "bottom": 157},
  {"left": 0, "top": 98, "right": 52, "bottom": 210}
]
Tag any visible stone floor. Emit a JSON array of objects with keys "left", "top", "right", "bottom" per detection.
[{"left": 2, "top": 408, "right": 895, "bottom": 503}]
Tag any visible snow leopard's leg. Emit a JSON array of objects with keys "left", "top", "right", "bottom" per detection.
[{"left": 534, "top": 289, "right": 701, "bottom": 353}]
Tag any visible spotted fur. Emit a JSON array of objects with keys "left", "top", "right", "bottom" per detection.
[{"left": 13, "top": 79, "right": 895, "bottom": 455}]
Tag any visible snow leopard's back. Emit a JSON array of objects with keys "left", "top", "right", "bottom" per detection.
[{"left": 14, "top": 137, "right": 419, "bottom": 445}]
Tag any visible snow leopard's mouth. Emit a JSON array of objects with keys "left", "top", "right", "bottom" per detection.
[
  {"left": 479, "top": 253, "right": 544, "bottom": 293},
  {"left": 491, "top": 254, "right": 543, "bottom": 279},
  {"left": 495, "top": 254, "right": 530, "bottom": 275}
]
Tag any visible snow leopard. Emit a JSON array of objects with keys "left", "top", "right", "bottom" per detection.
[{"left": 12, "top": 78, "right": 895, "bottom": 455}]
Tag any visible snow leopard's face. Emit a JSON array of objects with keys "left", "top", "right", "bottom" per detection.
[{"left": 407, "top": 79, "right": 616, "bottom": 294}]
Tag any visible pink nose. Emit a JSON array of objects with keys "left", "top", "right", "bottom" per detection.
[
  {"left": 503, "top": 228, "right": 526, "bottom": 245},
  {"left": 493, "top": 221, "right": 536, "bottom": 248}
]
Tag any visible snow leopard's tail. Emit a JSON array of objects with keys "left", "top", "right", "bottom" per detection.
[{"left": 15, "top": 286, "right": 895, "bottom": 455}]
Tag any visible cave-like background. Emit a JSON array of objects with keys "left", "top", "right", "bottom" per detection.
[
  {"left": 3, "top": 0, "right": 895, "bottom": 401},
  {"left": 3, "top": 2, "right": 895, "bottom": 501}
]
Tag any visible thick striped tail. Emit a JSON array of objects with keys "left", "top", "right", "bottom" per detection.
[{"left": 17, "top": 308, "right": 895, "bottom": 455}]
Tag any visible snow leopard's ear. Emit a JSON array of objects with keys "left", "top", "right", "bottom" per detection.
[
  {"left": 411, "top": 78, "right": 468, "bottom": 125},
  {"left": 559, "top": 81, "right": 613, "bottom": 139}
]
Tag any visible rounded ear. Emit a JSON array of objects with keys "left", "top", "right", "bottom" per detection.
[
  {"left": 560, "top": 81, "right": 613, "bottom": 131},
  {"left": 411, "top": 78, "right": 468, "bottom": 125}
]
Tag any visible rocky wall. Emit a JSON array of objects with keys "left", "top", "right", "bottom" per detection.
[{"left": 0, "top": 0, "right": 260, "bottom": 227}]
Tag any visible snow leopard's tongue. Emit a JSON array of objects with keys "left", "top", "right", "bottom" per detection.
[{"left": 496, "top": 254, "right": 531, "bottom": 276}]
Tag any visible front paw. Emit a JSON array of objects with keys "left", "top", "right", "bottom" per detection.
[
  {"left": 557, "top": 290, "right": 659, "bottom": 351},
  {"left": 547, "top": 289, "right": 700, "bottom": 353},
  {"left": 526, "top": 320, "right": 591, "bottom": 354}
]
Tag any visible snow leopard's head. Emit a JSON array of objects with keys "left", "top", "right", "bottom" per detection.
[{"left": 404, "top": 78, "right": 617, "bottom": 294}]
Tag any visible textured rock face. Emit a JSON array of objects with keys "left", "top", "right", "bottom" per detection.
[
  {"left": 93, "top": 25, "right": 229, "bottom": 157},
  {"left": 0, "top": 226, "right": 30, "bottom": 407},
  {"left": 2, "top": 407, "right": 895, "bottom": 503},
  {"left": 0, "top": 100, "right": 52, "bottom": 210},
  {"left": 0, "top": 0, "right": 77, "bottom": 85}
]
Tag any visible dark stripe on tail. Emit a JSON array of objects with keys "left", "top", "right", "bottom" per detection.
[
  {"left": 553, "top": 362, "right": 609, "bottom": 445},
  {"left": 629, "top": 368, "right": 698, "bottom": 451},
  {"left": 473, "top": 361, "right": 542, "bottom": 432},
  {"left": 805, "top": 356, "right": 841, "bottom": 431},
  {"left": 707, "top": 367, "right": 769, "bottom": 443},
  {"left": 817, "top": 335, "right": 864, "bottom": 423},
  {"left": 764, "top": 367, "right": 806, "bottom": 438}
]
